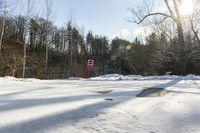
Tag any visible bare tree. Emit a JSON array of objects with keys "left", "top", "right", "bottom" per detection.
[
  {"left": 130, "top": 0, "right": 185, "bottom": 48},
  {"left": 0, "top": 0, "right": 7, "bottom": 51},
  {"left": 23, "top": 0, "right": 33, "bottom": 78},
  {"left": 7, "top": 49, "right": 23, "bottom": 77},
  {"left": 44, "top": 0, "right": 52, "bottom": 77},
  {"left": 189, "top": 0, "right": 200, "bottom": 45}
]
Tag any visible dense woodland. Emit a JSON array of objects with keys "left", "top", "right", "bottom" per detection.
[{"left": 0, "top": 0, "right": 200, "bottom": 79}]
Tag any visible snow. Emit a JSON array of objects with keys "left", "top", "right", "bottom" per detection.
[
  {"left": 68, "top": 77, "right": 85, "bottom": 80},
  {"left": 0, "top": 75, "right": 200, "bottom": 133},
  {"left": 89, "top": 74, "right": 200, "bottom": 81},
  {"left": 0, "top": 76, "right": 39, "bottom": 82},
  {"left": 89, "top": 74, "right": 124, "bottom": 81}
]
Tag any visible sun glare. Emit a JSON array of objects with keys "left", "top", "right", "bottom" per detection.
[{"left": 179, "top": 0, "right": 194, "bottom": 16}]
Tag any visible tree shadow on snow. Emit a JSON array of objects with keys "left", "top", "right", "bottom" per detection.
[
  {"left": 136, "top": 80, "right": 182, "bottom": 97},
  {"left": 0, "top": 89, "right": 140, "bottom": 113},
  {"left": 0, "top": 79, "right": 190, "bottom": 133},
  {"left": 0, "top": 87, "right": 54, "bottom": 98},
  {"left": 150, "top": 79, "right": 181, "bottom": 89},
  {"left": 0, "top": 89, "right": 140, "bottom": 133}
]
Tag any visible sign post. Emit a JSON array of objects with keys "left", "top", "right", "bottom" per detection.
[{"left": 87, "top": 59, "right": 94, "bottom": 77}]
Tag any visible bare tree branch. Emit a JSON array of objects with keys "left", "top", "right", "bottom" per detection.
[
  {"left": 164, "top": 0, "right": 176, "bottom": 21},
  {"left": 130, "top": 12, "right": 172, "bottom": 24}
]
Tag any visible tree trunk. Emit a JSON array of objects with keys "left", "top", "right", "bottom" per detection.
[
  {"left": 0, "top": 0, "right": 7, "bottom": 51},
  {"left": 45, "top": 0, "right": 51, "bottom": 78},
  {"left": 172, "top": 0, "right": 185, "bottom": 48},
  {"left": 23, "top": 0, "right": 31, "bottom": 78},
  {"left": 190, "top": 19, "right": 200, "bottom": 45},
  {"left": 176, "top": 20, "right": 185, "bottom": 48}
]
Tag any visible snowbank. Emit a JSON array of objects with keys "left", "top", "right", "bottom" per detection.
[
  {"left": 89, "top": 74, "right": 200, "bottom": 81},
  {"left": 89, "top": 74, "right": 124, "bottom": 81},
  {"left": 0, "top": 74, "right": 200, "bottom": 81},
  {"left": 68, "top": 77, "right": 85, "bottom": 80},
  {"left": 0, "top": 76, "right": 39, "bottom": 82}
]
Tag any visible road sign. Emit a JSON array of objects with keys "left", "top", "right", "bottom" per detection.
[{"left": 87, "top": 59, "right": 94, "bottom": 72}]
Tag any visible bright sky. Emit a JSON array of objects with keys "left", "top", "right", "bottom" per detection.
[
  {"left": 11, "top": 0, "right": 196, "bottom": 41},
  {"left": 13, "top": 0, "right": 150, "bottom": 41},
  {"left": 51, "top": 0, "right": 139, "bottom": 40}
]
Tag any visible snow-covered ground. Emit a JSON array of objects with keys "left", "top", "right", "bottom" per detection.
[{"left": 0, "top": 75, "right": 200, "bottom": 133}]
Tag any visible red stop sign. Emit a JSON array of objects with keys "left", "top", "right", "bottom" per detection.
[{"left": 87, "top": 59, "right": 94, "bottom": 72}]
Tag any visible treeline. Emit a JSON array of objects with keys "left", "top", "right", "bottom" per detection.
[
  {"left": 1, "top": 0, "right": 200, "bottom": 78},
  {"left": 1, "top": 15, "right": 200, "bottom": 79},
  {"left": 127, "top": 0, "right": 200, "bottom": 76},
  {"left": 0, "top": 15, "right": 111, "bottom": 78}
]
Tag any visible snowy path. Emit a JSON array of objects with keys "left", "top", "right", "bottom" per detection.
[{"left": 0, "top": 79, "right": 200, "bottom": 133}]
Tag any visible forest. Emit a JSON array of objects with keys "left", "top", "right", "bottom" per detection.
[{"left": 0, "top": 0, "right": 200, "bottom": 79}]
